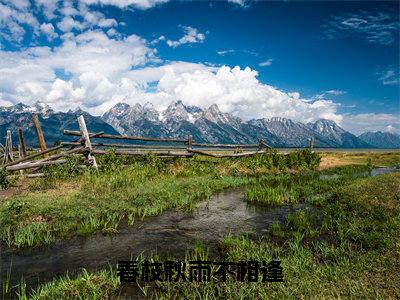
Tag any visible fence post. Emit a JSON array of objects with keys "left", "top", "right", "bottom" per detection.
[
  {"left": 32, "top": 114, "right": 49, "bottom": 157},
  {"left": 187, "top": 135, "right": 193, "bottom": 149},
  {"left": 18, "top": 128, "right": 27, "bottom": 158},
  {"left": 3, "top": 130, "right": 13, "bottom": 163},
  {"left": 258, "top": 138, "right": 265, "bottom": 151},
  {"left": 78, "top": 115, "right": 98, "bottom": 169},
  {"left": 309, "top": 137, "right": 315, "bottom": 151}
]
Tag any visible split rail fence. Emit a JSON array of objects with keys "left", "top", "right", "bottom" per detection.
[{"left": 1, "top": 114, "right": 315, "bottom": 177}]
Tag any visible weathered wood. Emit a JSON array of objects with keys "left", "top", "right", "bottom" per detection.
[
  {"left": 61, "top": 141, "right": 188, "bottom": 150},
  {"left": 92, "top": 149, "right": 193, "bottom": 157},
  {"left": 187, "top": 135, "right": 193, "bottom": 149},
  {"left": 3, "top": 145, "right": 64, "bottom": 167},
  {"left": 18, "top": 128, "right": 27, "bottom": 158},
  {"left": 26, "top": 173, "right": 44, "bottom": 178},
  {"left": 32, "top": 114, "right": 48, "bottom": 157},
  {"left": 191, "top": 142, "right": 259, "bottom": 148},
  {"left": 187, "top": 149, "right": 268, "bottom": 158},
  {"left": 260, "top": 140, "right": 272, "bottom": 149},
  {"left": 78, "top": 115, "right": 98, "bottom": 169},
  {"left": 63, "top": 130, "right": 187, "bottom": 143},
  {"left": 37, "top": 146, "right": 86, "bottom": 163},
  {"left": 6, "top": 159, "right": 67, "bottom": 171},
  {"left": 309, "top": 137, "right": 315, "bottom": 150},
  {"left": 4, "top": 130, "right": 13, "bottom": 162}
]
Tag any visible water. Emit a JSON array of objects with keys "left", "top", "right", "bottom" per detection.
[
  {"left": 0, "top": 189, "right": 304, "bottom": 291},
  {"left": 1, "top": 167, "right": 397, "bottom": 293},
  {"left": 320, "top": 167, "right": 399, "bottom": 180}
]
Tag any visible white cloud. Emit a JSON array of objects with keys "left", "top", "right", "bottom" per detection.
[
  {"left": 166, "top": 26, "right": 205, "bottom": 48},
  {"left": 40, "top": 23, "right": 58, "bottom": 40},
  {"left": 216, "top": 49, "right": 235, "bottom": 56},
  {"left": 341, "top": 113, "right": 400, "bottom": 135},
  {"left": 227, "top": 0, "right": 249, "bottom": 7},
  {"left": 378, "top": 68, "right": 399, "bottom": 85},
  {"left": 34, "top": 0, "right": 60, "bottom": 19},
  {"left": 325, "top": 89, "right": 346, "bottom": 96},
  {"left": 259, "top": 59, "right": 273, "bottom": 67},
  {"left": 324, "top": 11, "right": 399, "bottom": 45},
  {"left": 80, "top": 0, "right": 169, "bottom": 9},
  {"left": 153, "top": 65, "right": 342, "bottom": 123},
  {"left": 0, "top": 27, "right": 344, "bottom": 125},
  {"left": 0, "top": 30, "right": 158, "bottom": 113},
  {"left": 0, "top": 2, "right": 40, "bottom": 42}
]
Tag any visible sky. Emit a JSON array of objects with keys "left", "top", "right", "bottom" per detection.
[{"left": 0, "top": 0, "right": 399, "bottom": 135}]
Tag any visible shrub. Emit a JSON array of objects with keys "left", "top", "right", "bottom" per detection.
[{"left": 0, "top": 168, "right": 9, "bottom": 190}]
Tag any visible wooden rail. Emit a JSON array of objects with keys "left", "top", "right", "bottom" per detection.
[
  {"left": 1, "top": 114, "right": 283, "bottom": 177},
  {"left": 63, "top": 130, "right": 188, "bottom": 143}
]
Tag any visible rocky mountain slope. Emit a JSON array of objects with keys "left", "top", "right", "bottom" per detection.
[
  {"left": 0, "top": 102, "right": 118, "bottom": 147},
  {"left": 359, "top": 131, "right": 400, "bottom": 149},
  {"left": 0, "top": 101, "right": 379, "bottom": 148}
]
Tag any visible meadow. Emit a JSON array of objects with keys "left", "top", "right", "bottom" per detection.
[{"left": 1, "top": 150, "right": 399, "bottom": 299}]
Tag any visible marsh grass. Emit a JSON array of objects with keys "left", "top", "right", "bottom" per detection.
[
  {"left": 13, "top": 173, "right": 400, "bottom": 299},
  {"left": 0, "top": 150, "right": 319, "bottom": 248},
  {"left": 246, "top": 165, "right": 373, "bottom": 206}
]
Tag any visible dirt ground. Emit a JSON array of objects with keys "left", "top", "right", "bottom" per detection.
[{"left": 0, "top": 177, "right": 29, "bottom": 200}]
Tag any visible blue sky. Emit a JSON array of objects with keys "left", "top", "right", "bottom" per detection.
[{"left": 0, "top": 0, "right": 399, "bottom": 134}]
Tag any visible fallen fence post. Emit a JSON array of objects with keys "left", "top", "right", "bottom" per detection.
[
  {"left": 32, "top": 114, "right": 49, "bottom": 157},
  {"left": 187, "top": 149, "right": 268, "bottom": 158},
  {"left": 3, "top": 145, "right": 64, "bottom": 167},
  {"left": 78, "top": 115, "right": 98, "bottom": 169},
  {"left": 6, "top": 159, "right": 67, "bottom": 172},
  {"left": 36, "top": 146, "right": 86, "bottom": 163}
]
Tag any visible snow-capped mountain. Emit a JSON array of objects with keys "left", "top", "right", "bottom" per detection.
[
  {"left": 0, "top": 102, "right": 118, "bottom": 147},
  {"left": 359, "top": 131, "right": 400, "bottom": 149},
  {"left": 309, "top": 119, "right": 371, "bottom": 148},
  {"left": 101, "top": 101, "right": 374, "bottom": 148},
  {"left": 0, "top": 101, "right": 380, "bottom": 148}
]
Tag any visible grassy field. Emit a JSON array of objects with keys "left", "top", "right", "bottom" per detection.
[
  {"left": 0, "top": 149, "right": 320, "bottom": 248},
  {"left": 319, "top": 151, "right": 399, "bottom": 169},
  {"left": 12, "top": 171, "right": 400, "bottom": 299},
  {"left": 1, "top": 151, "right": 399, "bottom": 299}
]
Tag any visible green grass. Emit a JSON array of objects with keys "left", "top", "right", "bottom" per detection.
[
  {"left": 18, "top": 268, "right": 120, "bottom": 300},
  {"left": 0, "top": 151, "right": 319, "bottom": 248},
  {"left": 13, "top": 172, "right": 400, "bottom": 299},
  {"left": 246, "top": 165, "right": 372, "bottom": 206}
]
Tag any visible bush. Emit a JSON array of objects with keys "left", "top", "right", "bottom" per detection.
[
  {"left": 42, "top": 155, "right": 84, "bottom": 180},
  {"left": 0, "top": 167, "right": 9, "bottom": 190}
]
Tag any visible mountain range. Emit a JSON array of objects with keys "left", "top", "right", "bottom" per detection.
[{"left": 0, "top": 101, "right": 399, "bottom": 149}]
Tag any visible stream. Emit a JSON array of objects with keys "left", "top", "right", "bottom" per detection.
[
  {"left": 0, "top": 189, "right": 305, "bottom": 292},
  {"left": 0, "top": 167, "right": 398, "bottom": 293}
]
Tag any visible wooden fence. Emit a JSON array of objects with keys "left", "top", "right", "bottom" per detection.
[{"left": 1, "top": 114, "right": 314, "bottom": 177}]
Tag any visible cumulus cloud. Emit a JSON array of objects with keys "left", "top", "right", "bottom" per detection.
[
  {"left": 153, "top": 65, "right": 342, "bottom": 123},
  {"left": 341, "top": 113, "right": 400, "bottom": 135},
  {"left": 0, "top": 26, "right": 343, "bottom": 125},
  {"left": 0, "top": 30, "right": 158, "bottom": 113},
  {"left": 166, "top": 26, "right": 205, "bottom": 48}
]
